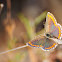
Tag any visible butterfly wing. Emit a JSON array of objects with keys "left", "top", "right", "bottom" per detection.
[
  {"left": 27, "top": 35, "right": 58, "bottom": 51},
  {"left": 45, "top": 12, "right": 61, "bottom": 39}
]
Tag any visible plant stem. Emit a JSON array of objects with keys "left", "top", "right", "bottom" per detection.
[{"left": 0, "top": 45, "right": 28, "bottom": 55}]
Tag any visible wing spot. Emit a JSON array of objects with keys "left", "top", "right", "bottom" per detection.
[
  {"left": 28, "top": 42, "right": 43, "bottom": 47},
  {"left": 45, "top": 43, "right": 56, "bottom": 50}
]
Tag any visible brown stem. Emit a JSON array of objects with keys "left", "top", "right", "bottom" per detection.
[{"left": 6, "top": 0, "right": 11, "bottom": 19}]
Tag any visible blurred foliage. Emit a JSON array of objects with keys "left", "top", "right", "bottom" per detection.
[
  {"left": 14, "top": 53, "right": 26, "bottom": 62},
  {"left": 18, "top": 11, "right": 47, "bottom": 62},
  {"left": 18, "top": 11, "right": 47, "bottom": 40},
  {"left": 7, "top": 38, "right": 17, "bottom": 49},
  {"left": 18, "top": 14, "right": 35, "bottom": 39},
  {"left": 0, "top": 10, "right": 47, "bottom": 62},
  {"left": 35, "top": 11, "right": 47, "bottom": 25},
  {"left": 2, "top": 11, "right": 47, "bottom": 62}
]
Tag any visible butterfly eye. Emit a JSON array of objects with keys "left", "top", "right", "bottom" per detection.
[{"left": 46, "top": 33, "right": 50, "bottom": 37}]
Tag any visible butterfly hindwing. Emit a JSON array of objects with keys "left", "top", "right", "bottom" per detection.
[
  {"left": 27, "top": 35, "right": 58, "bottom": 51},
  {"left": 45, "top": 12, "right": 61, "bottom": 39}
]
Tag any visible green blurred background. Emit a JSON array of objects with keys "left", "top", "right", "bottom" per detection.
[{"left": 0, "top": 0, "right": 62, "bottom": 62}]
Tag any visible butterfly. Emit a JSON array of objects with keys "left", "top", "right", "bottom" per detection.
[
  {"left": 27, "top": 12, "right": 62, "bottom": 51},
  {"left": 0, "top": 12, "right": 62, "bottom": 55}
]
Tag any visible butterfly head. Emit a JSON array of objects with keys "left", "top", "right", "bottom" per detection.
[{"left": 46, "top": 33, "right": 53, "bottom": 38}]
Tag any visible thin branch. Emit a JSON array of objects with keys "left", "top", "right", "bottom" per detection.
[{"left": 0, "top": 45, "right": 28, "bottom": 55}]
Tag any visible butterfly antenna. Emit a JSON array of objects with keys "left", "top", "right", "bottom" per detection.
[{"left": 0, "top": 44, "right": 28, "bottom": 55}]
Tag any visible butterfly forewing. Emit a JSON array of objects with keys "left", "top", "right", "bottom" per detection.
[{"left": 45, "top": 12, "right": 61, "bottom": 39}]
